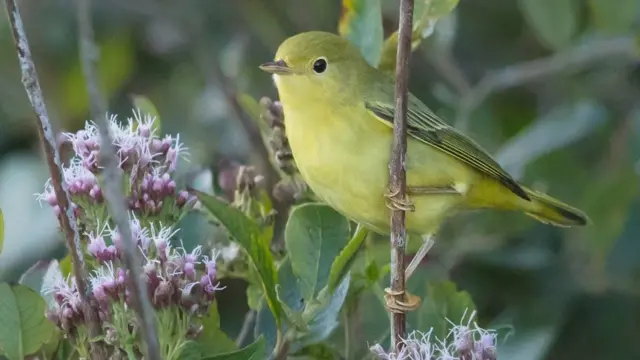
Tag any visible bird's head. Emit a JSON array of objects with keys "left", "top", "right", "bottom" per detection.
[{"left": 260, "top": 31, "right": 370, "bottom": 103}]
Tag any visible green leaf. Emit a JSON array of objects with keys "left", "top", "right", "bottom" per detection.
[
  {"left": 378, "top": 0, "right": 460, "bottom": 73},
  {"left": 196, "top": 302, "right": 237, "bottom": 357},
  {"left": 519, "top": 0, "right": 579, "bottom": 50},
  {"left": 411, "top": 281, "right": 475, "bottom": 341},
  {"left": 291, "top": 343, "right": 341, "bottom": 360},
  {"left": 338, "top": 0, "right": 384, "bottom": 66},
  {"left": 285, "top": 203, "right": 351, "bottom": 302},
  {"left": 327, "top": 224, "right": 367, "bottom": 293},
  {"left": 0, "top": 208, "right": 3, "bottom": 256},
  {"left": 194, "top": 190, "right": 283, "bottom": 327},
  {"left": 178, "top": 341, "right": 203, "bottom": 360},
  {"left": 297, "top": 272, "right": 351, "bottom": 347},
  {"left": 275, "top": 284, "right": 308, "bottom": 332},
  {"left": 0, "top": 283, "right": 56, "bottom": 360},
  {"left": 131, "top": 94, "right": 162, "bottom": 134},
  {"left": 202, "top": 336, "right": 265, "bottom": 360},
  {"left": 588, "top": 0, "right": 639, "bottom": 34}
]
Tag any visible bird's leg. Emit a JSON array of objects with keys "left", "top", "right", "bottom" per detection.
[
  {"left": 405, "top": 234, "right": 435, "bottom": 280},
  {"left": 383, "top": 186, "right": 455, "bottom": 313},
  {"left": 383, "top": 234, "right": 436, "bottom": 313},
  {"left": 384, "top": 184, "right": 415, "bottom": 212},
  {"left": 407, "top": 185, "right": 461, "bottom": 196}
]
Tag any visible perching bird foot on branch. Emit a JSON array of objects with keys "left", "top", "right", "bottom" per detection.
[
  {"left": 384, "top": 288, "right": 421, "bottom": 313},
  {"left": 384, "top": 185, "right": 416, "bottom": 212}
]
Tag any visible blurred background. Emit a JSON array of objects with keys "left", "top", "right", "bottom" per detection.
[{"left": 0, "top": 0, "right": 639, "bottom": 359}]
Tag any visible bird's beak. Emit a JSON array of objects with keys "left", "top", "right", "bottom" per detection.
[{"left": 259, "top": 59, "right": 293, "bottom": 75}]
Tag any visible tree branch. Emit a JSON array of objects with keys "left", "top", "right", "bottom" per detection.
[
  {"left": 388, "top": 0, "right": 415, "bottom": 351},
  {"left": 74, "top": 0, "right": 161, "bottom": 358},
  {"left": 2, "top": 1, "right": 105, "bottom": 357},
  {"left": 455, "top": 36, "right": 638, "bottom": 131}
]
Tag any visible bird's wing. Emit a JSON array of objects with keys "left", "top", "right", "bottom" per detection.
[{"left": 365, "top": 99, "right": 530, "bottom": 201}]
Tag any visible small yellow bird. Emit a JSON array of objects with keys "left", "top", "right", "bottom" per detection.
[{"left": 260, "top": 31, "right": 589, "bottom": 311}]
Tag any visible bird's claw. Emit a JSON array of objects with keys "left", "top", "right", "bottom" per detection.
[
  {"left": 384, "top": 288, "right": 421, "bottom": 313},
  {"left": 384, "top": 186, "right": 415, "bottom": 212}
]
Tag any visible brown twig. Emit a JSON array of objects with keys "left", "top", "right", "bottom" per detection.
[
  {"left": 2, "top": 0, "right": 105, "bottom": 357},
  {"left": 74, "top": 0, "right": 161, "bottom": 358},
  {"left": 388, "top": 0, "right": 415, "bottom": 351}
]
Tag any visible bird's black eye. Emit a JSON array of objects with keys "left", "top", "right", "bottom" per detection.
[{"left": 313, "top": 58, "right": 328, "bottom": 74}]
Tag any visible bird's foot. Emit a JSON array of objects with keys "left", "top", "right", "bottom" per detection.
[
  {"left": 384, "top": 288, "right": 421, "bottom": 313},
  {"left": 384, "top": 186, "right": 415, "bottom": 212}
]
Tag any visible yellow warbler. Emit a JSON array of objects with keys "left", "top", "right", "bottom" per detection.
[{"left": 260, "top": 31, "right": 588, "bottom": 310}]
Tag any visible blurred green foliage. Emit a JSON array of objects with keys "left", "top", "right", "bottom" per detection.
[{"left": 0, "top": 0, "right": 638, "bottom": 359}]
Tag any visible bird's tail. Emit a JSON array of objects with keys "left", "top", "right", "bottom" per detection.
[{"left": 520, "top": 186, "right": 589, "bottom": 227}]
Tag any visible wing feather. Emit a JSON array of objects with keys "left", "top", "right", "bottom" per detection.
[{"left": 365, "top": 99, "right": 530, "bottom": 201}]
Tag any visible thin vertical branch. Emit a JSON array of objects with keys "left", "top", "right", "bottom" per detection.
[
  {"left": 388, "top": 0, "right": 415, "bottom": 352},
  {"left": 2, "top": 1, "right": 105, "bottom": 358},
  {"left": 74, "top": 0, "right": 161, "bottom": 358}
]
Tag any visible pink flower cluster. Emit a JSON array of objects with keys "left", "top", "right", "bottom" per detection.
[
  {"left": 370, "top": 311, "right": 497, "bottom": 360},
  {"left": 43, "top": 219, "right": 223, "bottom": 337},
  {"left": 37, "top": 110, "right": 195, "bottom": 225}
]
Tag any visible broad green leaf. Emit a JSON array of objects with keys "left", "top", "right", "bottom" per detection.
[
  {"left": 297, "top": 273, "right": 351, "bottom": 347},
  {"left": 519, "top": 0, "right": 579, "bottom": 50},
  {"left": 178, "top": 341, "right": 203, "bottom": 360},
  {"left": 411, "top": 281, "right": 475, "bottom": 341},
  {"left": 131, "top": 94, "right": 162, "bottom": 134},
  {"left": 588, "top": 0, "right": 639, "bottom": 34},
  {"left": 196, "top": 302, "right": 237, "bottom": 357},
  {"left": 202, "top": 336, "right": 265, "bottom": 360},
  {"left": 194, "top": 190, "right": 283, "bottom": 327},
  {"left": 0, "top": 208, "right": 3, "bottom": 256},
  {"left": 338, "top": 0, "right": 384, "bottom": 66},
  {"left": 275, "top": 284, "right": 308, "bottom": 332},
  {"left": 378, "top": 0, "right": 460, "bottom": 73},
  {"left": 0, "top": 283, "right": 55, "bottom": 360},
  {"left": 285, "top": 203, "right": 350, "bottom": 301},
  {"left": 327, "top": 224, "right": 367, "bottom": 293}
]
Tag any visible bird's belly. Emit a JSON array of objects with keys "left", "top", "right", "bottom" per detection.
[{"left": 285, "top": 109, "right": 472, "bottom": 236}]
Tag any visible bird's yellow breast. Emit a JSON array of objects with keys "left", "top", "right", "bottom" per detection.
[{"left": 277, "top": 80, "right": 480, "bottom": 236}]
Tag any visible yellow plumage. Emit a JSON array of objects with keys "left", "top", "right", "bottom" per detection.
[{"left": 262, "top": 31, "right": 589, "bottom": 240}]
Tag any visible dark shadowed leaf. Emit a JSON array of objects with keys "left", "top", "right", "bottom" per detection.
[
  {"left": 0, "top": 283, "right": 55, "bottom": 360},
  {"left": 588, "top": 0, "right": 640, "bottom": 34},
  {"left": 253, "top": 258, "right": 302, "bottom": 358},
  {"left": 411, "top": 281, "right": 475, "bottom": 341},
  {"left": 519, "top": 0, "right": 579, "bottom": 50},
  {"left": 202, "top": 336, "right": 265, "bottom": 360},
  {"left": 327, "top": 224, "right": 367, "bottom": 293},
  {"left": 194, "top": 190, "right": 282, "bottom": 327},
  {"left": 285, "top": 203, "right": 350, "bottom": 301},
  {"left": 338, "top": 0, "right": 384, "bottom": 66},
  {"left": 196, "top": 302, "right": 237, "bottom": 357},
  {"left": 378, "top": 0, "right": 460, "bottom": 73}
]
